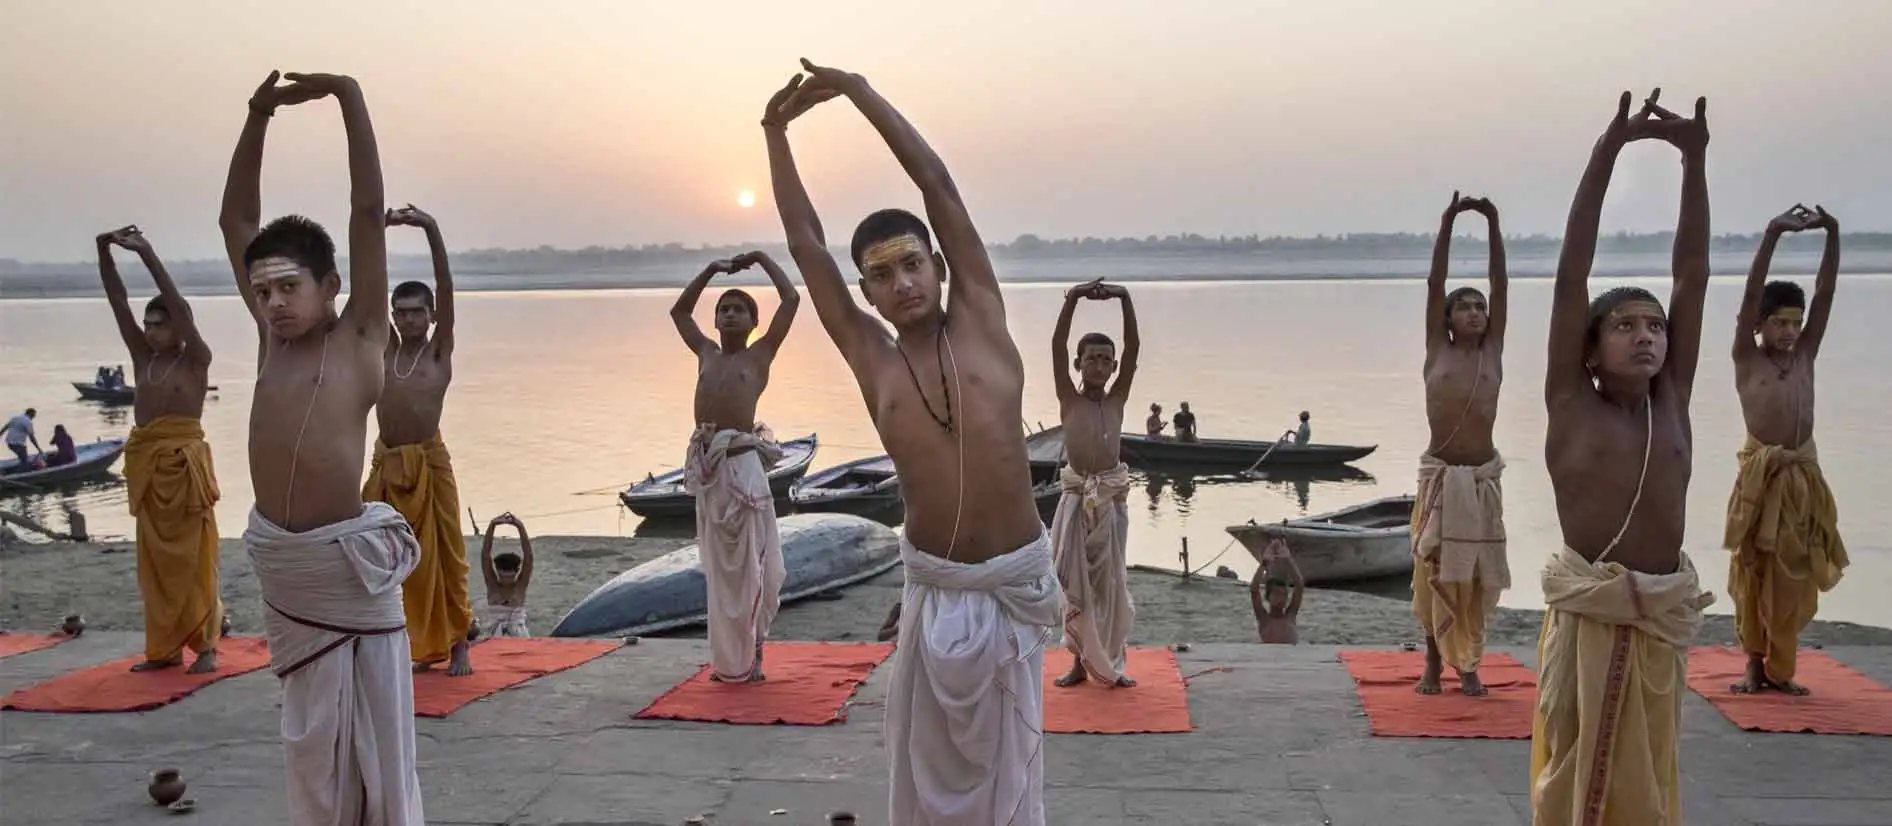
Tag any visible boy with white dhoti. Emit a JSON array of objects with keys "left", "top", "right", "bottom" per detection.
[
  {"left": 669, "top": 250, "right": 800, "bottom": 682},
  {"left": 1048, "top": 279, "right": 1142, "bottom": 688},
  {"left": 220, "top": 69, "right": 424, "bottom": 824},
  {"left": 766, "top": 58, "right": 1062, "bottom": 824}
]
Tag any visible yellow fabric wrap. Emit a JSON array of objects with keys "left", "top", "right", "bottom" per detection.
[
  {"left": 1722, "top": 434, "right": 1848, "bottom": 685},
  {"left": 1410, "top": 454, "right": 1508, "bottom": 672},
  {"left": 1530, "top": 547, "right": 1714, "bottom": 826},
  {"left": 362, "top": 431, "right": 471, "bottom": 665},
  {"left": 123, "top": 415, "right": 224, "bottom": 661}
]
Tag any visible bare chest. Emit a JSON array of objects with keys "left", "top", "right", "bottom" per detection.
[
  {"left": 131, "top": 355, "right": 209, "bottom": 425},
  {"left": 1545, "top": 396, "right": 1692, "bottom": 568}
]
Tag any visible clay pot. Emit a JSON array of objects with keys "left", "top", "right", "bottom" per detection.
[
  {"left": 828, "top": 812, "right": 858, "bottom": 825},
  {"left": 148, "top": 768, "right": 186, "bottom": 806},
  {"left": 61, "top": 615, "right": 85, "bottom": 637}
]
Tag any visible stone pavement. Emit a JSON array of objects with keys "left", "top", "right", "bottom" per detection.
[{"left": 2, "top": 633, "right": 1889, "bottom": 825}]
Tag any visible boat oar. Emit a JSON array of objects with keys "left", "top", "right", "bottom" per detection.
[{"left": 1239, "top": 430, "right": 1296, "bottom": 478}]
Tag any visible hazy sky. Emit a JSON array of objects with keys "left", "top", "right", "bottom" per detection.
[{"left": 4, "top": 2, "right": 1889, "bottom": 262}]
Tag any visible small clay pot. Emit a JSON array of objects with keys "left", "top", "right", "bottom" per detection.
[
  {"left": 148, "top": 768, "right": 186, "bottom": 806},
  {"left": 828, "top": 812, "right": 858, "bottom": 825},
  {"left": 61, "top": 614, "right": 85, "bottom": 637}
]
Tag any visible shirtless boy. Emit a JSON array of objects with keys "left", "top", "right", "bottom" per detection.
[
  {"left": 765, "top": 59, "right": 1060, "bottom": 826},
  {"left": 220, "top": 70, "right": 424, "bottom": 825},
  {"left": 1411, "top": 192, "right": 1511, "bottom": 697},
  {"left": 362, "top": 203, "right": 474, "bottom": 677},
  {"left": 670, "top": 250, "right": 799, "bottom": 682},
  {"left": 1530, "top": 90, "right": 1717, "bottom": 826},
  {"left": 1049, "top": 278, "right": 1140, "bottom": 688},
  {"left": 479, "top": 512, "right": 535, "bottom": 638},
  {"left": 97, "top": 226, "right": 224, "bottom": 674},
  {"left": 1725, "top": 203, "right": 1848, "bottom": 696},
  {"left": 1249, "top": 539, "right": 1303, "bottom": 645}
]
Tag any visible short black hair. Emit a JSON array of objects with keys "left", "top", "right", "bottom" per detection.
[
  {"left": 1265, "top": 577, "right": 1289, "bottom": 592},
  {"left": 1759, "top": 280, "right": 1806, "bottom": 318},
  {"left": 494, "top": 553, "right": 522, "bottom": 573},
  {"left": 716, "top": 288, "right": 758, "bottom": 321},
  {"left": 392, "top": 281, "right": 435, "bottom": 310},
  {"left": 1585, "top": 286, "right": 1664, "bottom": 352},
  {"left": 1444, "top": 286, "right": 1485, "bottom": 322},
  {"left": 849, "top": 208, "right": 934, "bottom": 269},
  {"left": 243, "top": 215, "right": 338, "bottom": 279},
  {"left": 144, "top": 296, "right": 169, "bottom": 318},
  {"left": 1075, "top": 332, "right": 1115, "bottom": 357}
]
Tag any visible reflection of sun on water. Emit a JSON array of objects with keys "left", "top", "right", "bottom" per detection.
[{"left": 736, "top": 190, "right": 756, "bottom": 208}]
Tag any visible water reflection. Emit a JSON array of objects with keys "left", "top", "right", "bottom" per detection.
[
  {"left": 1138, "top": 463, "right": 1375, "bottom": 515},
  {"left": 0, "top": 474, "right": 124, "bottom": 541}
]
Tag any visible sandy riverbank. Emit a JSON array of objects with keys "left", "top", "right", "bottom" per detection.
[{"left": 5, "top": 533, "right": 1890, "bottom": 648}]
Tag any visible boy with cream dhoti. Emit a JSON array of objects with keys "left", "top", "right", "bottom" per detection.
[
  {"left": 669, "top": 250, "right": 800, "bottom": 682},
  {"left": 766, "top": 59, "right": 1062, "bottom": 825},
  {"left": 1411, "top": 192, "right": 1511, "bottom": 697},
  {"left": 220, "top": 70, "right": 424, "bottom": 825},
  {"left": 361, "top": 204, "right": 475, "bottom": 677},
  {"left": 1724, "top": 204, "right": 1850, "bottom": 696},
  {"left": 96, "top": 226, "right": 225, "bottom": 675},
  {"left": 1049, "top": 278, "right": 1141, "bottom": 688},
  {"left": 1532, "top": 90, "right": 1717, "bottom": 826},
  {"left": 479, "top": 513, "right": 536, "bottom": 637}
]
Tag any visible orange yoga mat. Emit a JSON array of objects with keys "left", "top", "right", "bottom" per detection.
[
  {"left": 1340, "top": 649, "right": 1537, "bottom": 739},
  {"left": 1042, "top": 646, "right": 1194, "bottom": 734},
  {"left": 413, "top": 637, "right": 621, "bottom": 718},
  {"left": 634, "top": 641, "right": 893, "bottom": 726},
  {"left": 0, "top": 632, "right": 72, "bottom": 660},
  {"left": 1686, "top": 646, "right": 1892, "bottom": 736},
  {"left": 0, "top": 637, "right": 271, "bottom": 713}
]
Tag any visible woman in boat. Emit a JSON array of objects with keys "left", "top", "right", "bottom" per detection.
[{"left": 47, "top": 425, "right": 77, "bottom": 467}]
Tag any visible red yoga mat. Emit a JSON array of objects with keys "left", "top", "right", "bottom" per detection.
[
  {"left": 634, "top": 641, "right": 893, "bottom": 726},
  {"left": 0, "top": 632, "right": 72, "bottom": 660},
  {"left": 1686, "top": 646, "right": 1892, "bottom": 736},
  {"left": 0, "top": 637, "right": 271, "bottom": 713},
  {"left": 1042, "top": 646, "right": 1194, "bottom": 734},
  {"left": 1340, "top": 649, "right": 1537, "bottom": 739},
  {"left": 412, "top": 637, "right": 621, "bottom": 718}
]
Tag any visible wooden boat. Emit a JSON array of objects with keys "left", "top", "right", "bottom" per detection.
[
  {"left": 790, "top": 454, "right": 900, "bottom": 515},
  {"left": 1120, "top": 433, "right": 1375, "bottom": 469},
  {"left": 0, "top": 438, "right": 128, "bottom": 490},
  {"left": 551, "top": 512, "right": 901, "bottom": 637},
  {"left": 1224, "top": 494, "right": 1416, "bottom": 584},
  {"left": 72, "top": 382, "right": 135, "bottom": 405},
  {"left": 619, "top": 434, "right": 818, "bottom": 519}
]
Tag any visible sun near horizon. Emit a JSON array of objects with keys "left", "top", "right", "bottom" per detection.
[{"left": 737, "top": 190, "right": 757, "bottom": 209}]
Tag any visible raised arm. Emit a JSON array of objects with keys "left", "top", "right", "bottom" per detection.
[
  {"left": 1654, "top": 96, "right": 1711, "bottom": 399},
  {"left": 670, "top": 261, "right": 724, "bottom": 354},
  {"left": 1109, "top": 284, "right": 1141, "bottom": 400},
  {"left": 800, "top": 60, "right": 1002, "bottom": 320},
  {"left": 1283, "top": 554, "right": 1305, "bottom": 618},
  {"left": 479, "top": 518, "right": 500, "bottom": 591},
  {"left": 294, "top": 73, "right": 390, "bottom": 344},
  {"left": 1472, "top": 199, "right": 1508, "bottom": 348},
  {"left": 388, "top": 205, "right": 454, "bottom": 357},
  {"left": 1734, "top": 207, "right": 1805, "bottom": 357},
  {"left": 120, "top": 229, "right": 211, "bottom": 364},
  {"left": 745, "top": 251, "right": 802, "bottom": 353},
  {"left": 763, "top": 75, "right": 880, "bottom": 368},
  {"left": 514, "top": 517, "right": 534, "bottom": 587},
  {"left": 95, "top": 228, "right": 148, "bottom": 360},
  {"left": 1546, "top": 93, "right": 1639, "bottom": 405},
  {"left": 1798, "top": 206, "right": 1841, "bottom": 359},
  {"left": 1248, "top": 567, "right": 1266, "bottom": 628},
  {"left": 1050, "top": 283, "right": 1088, "bottom": 403},
  {"left": 219, "top": 73, "right": 283, "bottom": 328},
  {"left": 1426, "top": 193, "right": 1461, "bottom": 351}
]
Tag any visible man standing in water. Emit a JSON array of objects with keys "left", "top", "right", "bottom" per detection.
[
  {"left": 1410, "top": 193, "right": 1510, "bottom": 697},
  {"left": 670, "top": 250, "right": 799, "bottom": 682},
  {"left": 97, "top": 225, "right": 224, "bottom": 675},
  {"left": 1049, "top": 278, "right": 1140, "bottom": 688},
  {"left": 765, "top": 59, "right": 1061, "bottom": 825},
  {"left": 220, "top": 70, "right": 423, "bottom": 825},
  {"left": 362, "top": 203, "right": 474, "bottom": 678},
  {"left": 1531, "top": 90, "right": 1716, "bottom": 826},
  {"left": 1724, "top": 204, "right": 1849, "bottom": 696}
]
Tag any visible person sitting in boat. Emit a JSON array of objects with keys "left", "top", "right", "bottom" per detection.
[
  {"left": 1173, "top": 402, "right": 1198, "bottom": 442},
  {"left": 3, "top": 408, "right": 40, "bottom": 468},
  {"left": 479, "top": 513, "right": 534, "bottom": 637},
  {"left": 1250, "top": 538, "right": 1304, "bottom": 644},
  {"left": 96, "top": 365, "right": 114, "bottom": 387},
  {"left": 1278, "top": 411, "right": 1312, "bottom": 446},
  {"left": 46, "top": 425, "right": 78, "bottom": 467},
  {"left": 1145, "top": 403, "right": 1166, "bottom": 438}
]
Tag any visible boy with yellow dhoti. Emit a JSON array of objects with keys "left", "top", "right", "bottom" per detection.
[
  {"left": 767, "top": 58, "right": 1062, "bottom": 823},
  {"left": 1725, "top": 203, "right": 1850, "bottom": 695},
  {"left": 1048, "top": 278, "right": 1142, "bottom": 688},
  {"left": 685, "top": 424, "right": 788, "bottom": 681},
  {"left": 367, "top": 204, "right": 475, "bottom": 676},
  {"left": 97, "top": 225, "right": 226, "bottom": 674},
  {"left": 1533, "top": 89, "right": 1716, "bottom": 825},
  {"left": 1413, "top": 191, "right": 1511, "bottom": 696}
]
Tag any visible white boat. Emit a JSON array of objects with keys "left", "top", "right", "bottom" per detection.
[{"left": 1225, "top": 494, "right": 1416, "bottom": 584}]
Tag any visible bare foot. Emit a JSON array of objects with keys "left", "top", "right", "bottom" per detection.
[
  {"left": 1731, "top": 654, "right": 1767, "bottom": 694},
  {"left": 185, "top": 650, "right": 219, "bottom": 674},
  {"left": 413, "top": 660, "right": 435, "bottom": 673},
  {"left": 446, "top": 641, "right": 474, "bottom": 677},
  {"left": 1416, "top": 640, "right": 1443, "bottom": 695},
  {"left": 1054, "top": 659, "right": 1089, "bottom": 688},
  {"left": 1113, "top": 675, "right": 1137, "bottom": 688},
  {"left": 1458, "top": 670, "right": 1487, "bottom": 697},
  {"left": 748, "top": 670, "right": 768, "bottom": 683},
  {"left": 1774, "top": 679, "right": 1811, "bottom": 696},
  {"left": 130, "top": 657, "right": 182, "bottom": 673}
]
